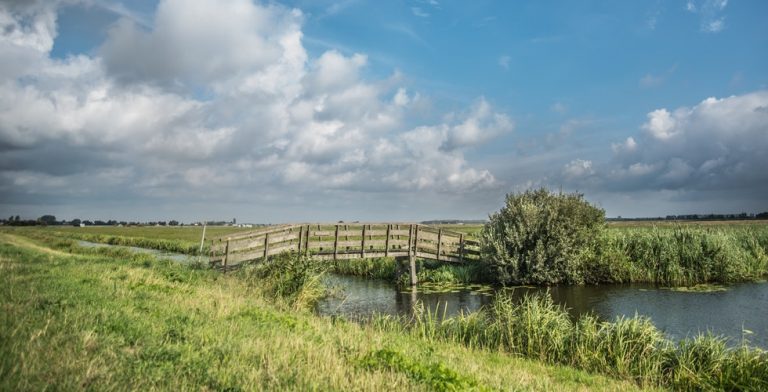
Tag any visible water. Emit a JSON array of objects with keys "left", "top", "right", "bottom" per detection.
[
  {"left": 75, "top": 240, "right": 768, "bottom": 349},
  {"left": 318, "top": 274, "right": 768, "bottom": 349},
  {"left": 77, "top": 240, "right": 197, "bottom": 264}
]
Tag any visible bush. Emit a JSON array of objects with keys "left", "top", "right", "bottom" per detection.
[
  {"left": 480, "top": 188, "right": 605, "bottom": 285},
  {"left": 242, "top": 253, "right": 327, "bottom": 310}
]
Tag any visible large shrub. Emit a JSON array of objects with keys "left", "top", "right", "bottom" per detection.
[{"left": 480, "top": 188, "right": 605, "bottom": 285}]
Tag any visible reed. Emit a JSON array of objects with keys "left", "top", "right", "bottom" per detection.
[{"left": 394, "top": 294, "right": 768, "bottom": 390}]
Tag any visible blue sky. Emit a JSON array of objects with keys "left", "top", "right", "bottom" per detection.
[{"left": 1, "top": 0, "right": 767, "bottom": 222}]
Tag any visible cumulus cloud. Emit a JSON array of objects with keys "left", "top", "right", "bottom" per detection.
[
  {"left": 0, "top": 0, "right": 511, "bottom": 219},
  {"left": 598, "top": 91, "right": 768, "bottom": 195},
  {"left": 562, "top": 159, "right": 594, "bottom": 179},
  {"left": 441, "top": 98, "right": 514, "bottom": 151}
]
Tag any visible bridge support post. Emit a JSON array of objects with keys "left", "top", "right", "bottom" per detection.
[{"left": 409, "top": 224, "right": 418, "bottom": 286}]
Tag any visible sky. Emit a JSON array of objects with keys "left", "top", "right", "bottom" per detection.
[{"left": 1, "top": 0, "right": 767, "bottom": 223}]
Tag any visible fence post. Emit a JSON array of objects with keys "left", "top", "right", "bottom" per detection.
[
  {"left": 264, "top": 233, "right": 270, "bottom": 262},
  {"left": 384, "top": 224, "right": 391, "bottom": 257},
  {"left": 459, "top": 234, "right": 465, "bottom": 263},
  {"left": 298, "top": 226, "right": 303, "bottom": 254},
  {"left": 360, "top": 224, "right": 367, "bottom": 258},
  {"left": 333, "top": 224, "right": 339, "bottom": 260},
  {"left": 436, "top": 228, "right": 442, "bottom": 262},
  {"left": 224, "top": 238, "right": 230, "bottom": 272},
  {"left": 409, "top": 225, "right": 418, "bottom": 286}
]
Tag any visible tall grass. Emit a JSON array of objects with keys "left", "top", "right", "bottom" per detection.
[
  {"left": 380, "top": 294, "right": 768, "bottom": 390},
  {"left": 1, "top": 230, "right": 645, "bottom": 391},
  {"left": 330, "top": 257, "right": 397, "bottom": 280},
  {"left": 240, "top": 253, "right": 328, "bottom": 310},
  {"left": 584, "top": 226, "right": 768, "bottom": 286}
]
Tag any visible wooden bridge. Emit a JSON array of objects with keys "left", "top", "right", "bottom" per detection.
[{"left": 209, "top": 223, "right": 481, "bottom": 284}]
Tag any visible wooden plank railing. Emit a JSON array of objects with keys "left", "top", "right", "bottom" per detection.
[{"left": 208, "top": 223, "right": 480, "bottom": 269}]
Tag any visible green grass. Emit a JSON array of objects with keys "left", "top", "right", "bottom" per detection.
[
  {"left": 379, "top": 294, "right": 768, "bottom": 390},
  {"left": 4, "top": 226, "right": 254, "bottom": 255},
  {"left": 0, "top": 231, "right": 648, "bottom": 391},
  {"left": 582, "top": 225, "right": 768, "bottom": 286}
]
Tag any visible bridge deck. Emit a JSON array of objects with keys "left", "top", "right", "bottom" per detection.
[{"left": 208, "top": 223, "right": 480, "bottom": 269}]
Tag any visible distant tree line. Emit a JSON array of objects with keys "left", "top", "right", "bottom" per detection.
[
  {"left": 607, "top": 212, "right": 768, "bottom": 221},
  {"left": 0, "top": 215, "right": 245, "bottom": 227}
]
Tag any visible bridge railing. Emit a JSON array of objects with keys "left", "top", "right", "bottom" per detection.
[{"left": 209, "top": 223, "right": 480, "bottom": 269}]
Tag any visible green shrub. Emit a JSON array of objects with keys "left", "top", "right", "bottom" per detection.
[
  {"left": 480, "top": 188, "right": 605, "bottom": 285},
  {"left": 242, "top": 253, "right": 327, "bottom": 310}
]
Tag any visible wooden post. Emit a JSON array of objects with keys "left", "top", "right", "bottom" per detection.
[
  {"left": 345, "top": 224, "right": 349, "bottom": 250},
  {"left": 298, "top": 226, "right": 304, "bottom": 254},
  {"left": 407, "top": 224, "right": 413, "bottom": 254},
  {"left": 333, "top": 224, "right": 339, "bottom": 260},
  {"left": 224, "top": 238, "right": 230, "bottom": 272},
  {"left": 264, "top": 233, "right": 270, "bottom": 262},
  {"left": 459, "top": 234, "right": 465, "bottom": 263},
  {"left": 413, "top": 225, "right": 420, "bottom": 256},
  {"left": 384, "top": 224, "right": 391, "bottom": 257},
  {"left": 436, "top": 228, "right": 443, "bottom": 261},
  {"left": 409, "top": 225, "right": 418, "bottom": 286},
  {"left": 197, "top": 223, "right": 207, "bottom": 264},
  {"left": 360, "top": 224, "right": 367, "bottom": 258}
]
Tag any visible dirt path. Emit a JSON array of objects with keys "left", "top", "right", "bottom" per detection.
[{"left": 0, "top": 232, "right": 76, "bottom": 258}]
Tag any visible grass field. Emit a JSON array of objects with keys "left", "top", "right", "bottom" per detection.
[{"left": 0, "top": 230, "right": 649, "bottom": 391}]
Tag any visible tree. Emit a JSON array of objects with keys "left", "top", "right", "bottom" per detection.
[
  {"left": 38, "top": 215, "right": 57, "bottom": 225},
  {"left": 71, "top": 219, "right": 81, "bottom": 227},
  {"left": 480, "top": 188, "right": 605, "bottom": 285}
]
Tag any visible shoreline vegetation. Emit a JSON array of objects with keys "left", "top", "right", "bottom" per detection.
[
  {"left": 2, "top": 230, "right": 767, "bottom": 390},
  {"left": 1, "top": 231, "right": 647, "bottom": 391}
]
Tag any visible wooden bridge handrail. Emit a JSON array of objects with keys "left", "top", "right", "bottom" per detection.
[{"left": 209, "top": 222, "right": 482, "bottom": 268}]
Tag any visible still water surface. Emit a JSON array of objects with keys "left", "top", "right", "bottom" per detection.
[
  {"left": 318, "top": 274, "right": 768, "bottom": 349},
  {"left": 77, "top": 240, "right": 768, "bottom": 349}
]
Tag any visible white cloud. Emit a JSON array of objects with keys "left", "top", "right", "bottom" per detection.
[
  {"left": 686, "top": 0, "right": 729, "bottom": 33},
  {"left": 642, "top": 108, "right": 679, "bottom": 140},
  {"left": 598, "top": 91, "right": 768, "bottom": 194},
  {"left": 611, "top": 137, "right": 637, "bottom": 154},
  {"left": 0, "top": 0, "right": 512, "bottom": 218},
  {"left": 563, "top": 159, "right": 594, "bottom": 179},
  {"left": 441, "top": 98, "right": 514, "bottom": 151},
  {"left": 705, "top": 18, "right": 725, "bottom": 33}
]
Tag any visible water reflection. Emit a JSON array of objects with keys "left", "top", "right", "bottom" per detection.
[{"left": 318, "top": 274, "right": 768, "bottom": 349}]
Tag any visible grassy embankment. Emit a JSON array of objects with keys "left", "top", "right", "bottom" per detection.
[{"left": 0, "top": 230, "right": 647, "bottom": 391}]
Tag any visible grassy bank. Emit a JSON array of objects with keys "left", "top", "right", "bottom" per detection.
[
  {"left": 376, "top": 295, "right": 768, "bottom": 391},
  {"left": 0, "top": 231, "right": 646, "bottom": 391}
]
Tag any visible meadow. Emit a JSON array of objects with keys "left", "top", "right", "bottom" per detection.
[
  {"left": 18, "top": 221, "right": 768, "bottom": 287},
  {"left": 3, "top": 228, "right": 767, "bottom": 390},
  {"left": 0, "top": 230, "right": 648, "bottom": 391}
]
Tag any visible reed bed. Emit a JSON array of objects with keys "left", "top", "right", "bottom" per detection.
[
  {"left": 583, "top": 226, "right": 768, "bottom": 286},
  {"left": 376, "top": 294, "right": 768, "bottom": 390}
]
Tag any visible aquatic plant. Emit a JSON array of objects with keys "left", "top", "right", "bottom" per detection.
[{"left": 393, "top": 294, "right": 768, "bottom": 390}]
